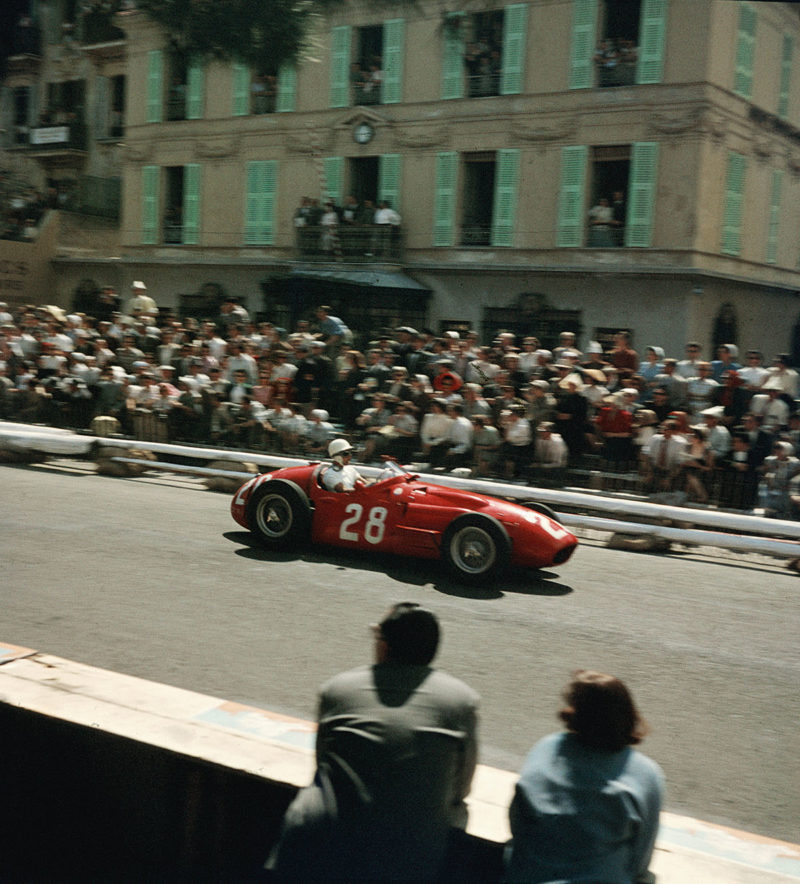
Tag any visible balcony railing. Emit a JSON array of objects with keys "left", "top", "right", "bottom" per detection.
[{"left": 294, "top": 225, "right": 404, "bottom": 262}]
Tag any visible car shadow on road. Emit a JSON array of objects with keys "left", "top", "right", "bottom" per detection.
[{"left": 225, "top": 531, "right": 574, "bottom": 599}]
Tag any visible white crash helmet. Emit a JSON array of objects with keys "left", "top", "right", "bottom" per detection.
[{"left": 328, "top": 438, "right": 353, "bottom": 462}]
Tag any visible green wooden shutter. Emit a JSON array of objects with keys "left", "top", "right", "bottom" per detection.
[
  {"left": 277, "top": 64, "right": 297, "bottom": 112},
  {"left": 323, "top": 156, "right": 344, "bottom": 204},
  {"left": 441, "top": 13, "right": 465, "bottom": 100},
  {"left": 491, "top": 149, "right": 520, "bottom": 246},
  {"left": 232, "top": 61, "right": 250, "bottom": 116},
  {"left": 433, "top": 151, "right": 458, "bottom": 246},
  {"left": 146, "top": 50, "right": 163, "bottom": 123},
  {"left": 721, "top": 151, "right": 747, "bottom": 256},
  {"left": 624, "top": 142, "right": 659, "bottom": 247},
  {"left": 500, "top": 3, "right": 528, "bottom": 95},
  {"left": 94, "top": 74, "right": 109, "bottom": 138},
  {"left": 557, "top": 146, "right": 588, "bottom": 246},
  {"left": 779, "top": 35, "right": 793, "bottom": 118},
  {"left": 636, "top": 0, "right": 668, "bottom": 85},
  {"left": 330, "top": 25, "right": 351, "bottom": 108},
  {"left": 0, "top": 87, "right": 13, "bottom": 149},
  {"left": 182, "top": 163, "right": 201, "bottom": 245},
  {"left": 382, "top": 19, "right": 405, "bottom": 104},
  {"left": 27, "top": 82, "right": 39, "bottom": 134},
  {"left": 766, "top": 169, "right": 783, "bottom": 265},
  {"left": 141, "top": 165, "right": 160, "bottom": 244},
  {"left": 245, "top": 160, "right": 278, "bottom": 245},
  {"left": 569, "top": 0, "right": 597, "bottom": 90},
  {"left": 187, "top": 58, "right": 204, "bottom": 119},
  {"left": 378, "top": 154, "right": 402, "bottom": 212},
  {"left": 734, "top": 3, "right": 756, "bottom": 99}
]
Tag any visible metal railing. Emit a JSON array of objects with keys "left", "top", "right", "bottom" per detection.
[{"left": 294, "top": 224, "right": 404, "bottom": 262}]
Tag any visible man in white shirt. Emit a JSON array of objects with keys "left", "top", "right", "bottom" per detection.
[{"left": 323, "top": 439, "right": 364, "bottom": 492}]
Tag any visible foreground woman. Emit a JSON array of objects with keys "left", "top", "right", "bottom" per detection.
[{"left": 506, "top": 670, "right": 664, "bottom": 883}]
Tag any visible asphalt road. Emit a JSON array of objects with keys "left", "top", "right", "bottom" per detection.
[{"left": 3, "top": 461, "right": 799, "bottom": 844}]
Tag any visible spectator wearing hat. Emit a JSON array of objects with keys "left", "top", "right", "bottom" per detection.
[
  {"left": 498, "top": 405, "right": 532, "bottom": 480},
  {"left": 702, "top": 405, "right": 732, "bottom": 465},
  {"left": 420, "top": 399, "right": 454, "bottom": 469},
  {"left": 302, "top": 408, "right": 335, "bottom": 456},
  {"left": 749, "top": 386, "right": 791, "bottom": 433},
  {"left": 641, "top": 419, "right": 689, "bottom": 492},
  {"left": 524, "top": 380, "right": 556, "bottom": 432},
  {"left": 580, "top": 341, "right": 609, "bottom": 372},
  {"left": 594, "top": 393, "right": 634, "bottom": 464},
  {"left": 471, "top": 414, "right": 501, "bottom": 477},
  {"left": 759, "top": 441, "right": 800, "bottom": 518},
  {"left": 686, "top": 362, "right": 719, "bottom": 420},
  {"left": 124, "top": 281, "right": 157, "bottom": 319},
  {"left": 531, "top": 421, "right": 568, "bottom": 473},
  {"left": 555, "top": 376, "right": 589, "bottom": 461}
]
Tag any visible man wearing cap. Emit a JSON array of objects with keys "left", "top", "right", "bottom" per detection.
[
  {"left": 124, "top": 281, "right": 157, "bottom": 318},
  {"left": 702, "top": 406, "right": 731, "bottom": 464},
  {"left": 268, "top": 602, "right": 478, "bottom": 880},
  {"left": 322, "top": 438, "right": 364, "bottom": 491}
]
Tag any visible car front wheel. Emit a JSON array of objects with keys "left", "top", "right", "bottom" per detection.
[
  {"left": 442, "top": 514, "right": 511, "bottom": 584},
  {"left": 246, "top": 480, "right": 311, "bottom": 550}
]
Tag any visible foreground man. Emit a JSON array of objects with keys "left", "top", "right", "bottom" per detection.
[{"left": 269, "top": 603, "right": 480, "bottom": 881}]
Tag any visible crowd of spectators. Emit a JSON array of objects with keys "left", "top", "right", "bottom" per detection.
[
  {"left": 0, "top": 175, "right": 53, "bottom": 242},
  {"left": 1, "top": 289, "right": 799, "bottom": 517}
]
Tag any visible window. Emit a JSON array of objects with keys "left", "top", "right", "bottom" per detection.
[
  {"left": 330, "top": 20, "right": 405, "bottom": 108},
  {"left": 245, "top": 161, "right": 278, "bottom": 246},
  {"left": 233, "top": 63, "right": 297, "bottom": 116},
  {"left": 442, "top": 4, "right": 528, "bottom": 100},
  {"left": 147, "top": 51, "right": 204, "bottom": 123},
  {"left": 141, "top": 165, "right": 202, "bottom": 246},
  {"left": 733, "top": 2, "right": 756, "bottom": 100},
  {"left": 766, "top": 169, "right": 782, "bottom": 265},
  {"left": 432, "top": 150, "right": 519, "bottom": 248},
  {"left": 721, "top": 151, "right": 746, "bottom": 256},
  {"left": 778, "top": 35, "right": 793, "bottom": 119},
  {"left": 557, "top": 142, "right": 658, "bottom": 248},
  {"left": 94, "top": 74, "right": 125, "bottom": 139},
  {"left": 570, "top": 0, "right": 667, "bottom": 89},
  {"left": 13, "top": 86, "right": 32, "bottom": 144},
  {"left": 166, "top": 54, "right": 204, "bottom": 121}
]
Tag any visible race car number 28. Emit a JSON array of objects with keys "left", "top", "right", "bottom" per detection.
[{"left": 339, "top": 504, "right": 388, "bottom": 545}]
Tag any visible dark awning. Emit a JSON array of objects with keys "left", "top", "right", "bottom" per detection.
[{"left": 288, "top": 268, "right": 430, "bottom": 291}]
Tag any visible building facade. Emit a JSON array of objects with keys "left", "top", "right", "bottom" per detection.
[{"left": 4, "top": 0, "right": 800, "bottom": 356}]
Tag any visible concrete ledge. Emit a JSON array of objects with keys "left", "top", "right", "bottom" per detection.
[{"left": 1, "top": 646, "right": 798, "bottom": 882}]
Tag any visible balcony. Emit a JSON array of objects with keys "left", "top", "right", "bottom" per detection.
[
  {"left": 22, "top": 123, "right": 88, "bottom": 173},
  {"left": 294, "top": 225, "right": 404, "bottom": 262}
]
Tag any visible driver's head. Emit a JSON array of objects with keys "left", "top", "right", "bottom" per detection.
[
  {"left": 328, "top": 437, "right": 353, "bottom": 464},
  {"left": 374, "top": 602, "right": 440, "bottom": 665}
]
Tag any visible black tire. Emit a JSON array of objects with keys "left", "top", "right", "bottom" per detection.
[
  {"left": 246, "top": 480, "right": 311, "bottom": 550},
  {"left": 523, "top": 501, "right": 561, "bottom": 524},
  {"left": 441, "top": 514, "right": 511, "bottom": 584}
]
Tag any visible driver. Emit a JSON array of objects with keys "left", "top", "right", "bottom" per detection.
[{"left": 323, "top": 439, "right": 365, "bottom": 492}]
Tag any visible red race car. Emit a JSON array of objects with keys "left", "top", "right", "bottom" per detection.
[{"left": 231, "top": 461, "right": 577, "bottom": 583}]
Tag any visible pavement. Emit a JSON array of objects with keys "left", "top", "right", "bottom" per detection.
[{"left": 1, "top": 643, "right": 798, "bottom": 883}]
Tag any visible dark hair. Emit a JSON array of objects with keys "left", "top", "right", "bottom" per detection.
[
  {"left": 378, "top": 603, "right": 440, "bottom": 665},
  {"left": 559, "top": 670, "right": 648, "bottom": 752}
]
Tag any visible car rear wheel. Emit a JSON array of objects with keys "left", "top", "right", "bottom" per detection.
[
  {"left": 246, "top": 480, "right": 311, "bottom": 550},
  {"left": 442, "top": 514, "right": 511, "bottom": 584}
]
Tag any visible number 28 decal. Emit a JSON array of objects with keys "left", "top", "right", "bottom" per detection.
[{"left": 339, "top": 504, "right": 388, "bottom": 545}]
